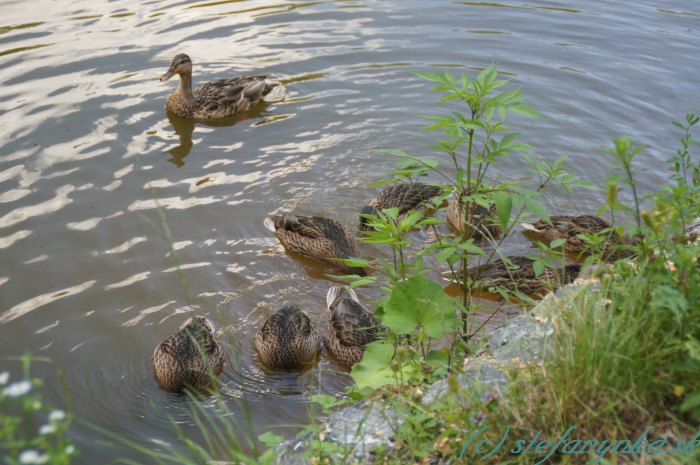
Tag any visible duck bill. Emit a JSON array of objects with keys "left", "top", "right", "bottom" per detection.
[{"left": 160, "top": 67, "right": 175, "bottom": 81}]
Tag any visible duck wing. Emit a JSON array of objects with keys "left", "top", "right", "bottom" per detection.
[
  {"left": 194, "top": 75, "right": 270, "bottom": 118},
  {"left": 258, "top": 305, "right": 316, "bottom": 345},
  {"left": 329, "top": 298, "right": 383, "bottom": 348},
  {"left": 371, "top": 183, "right": 441, "bottom": 213}
]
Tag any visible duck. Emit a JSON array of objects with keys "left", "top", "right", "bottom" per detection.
[
  {"left": 159, "top": 53, "right": 285, "bottom": 120},
  {"left": 453, "top": 255, "right": 581, "bottom": 297},
  {"left": 255, "top": 305, "right": 320, "bottom": 370},
  {"left": 264, "top": 213, "right": 366, "bottom": 275},
  {"left": 359, "top": 183, "right": 443, "bottom": 230},
  {"left": 520, "top": 215, "right": 637, "bottom": 260},
  {"left": 325, "top": 285, "right": 386, "bottom": 367},
  {"left": 447, "top": 189, "right": 501, "bottom": 239},
  {"left": 152, "top": 316, "right": 224, "bottom": 392}
]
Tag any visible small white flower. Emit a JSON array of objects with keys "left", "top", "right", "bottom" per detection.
[
  {"left": 64, "top": 445, "right": 75, "bottom": 455},
  {"left": 19, "top": 450, "right": 40, "bottom": 464},
  {"left": 39, "top": 424, "right": 57, "bottom": 435},
  {"left": 49, "top": 409, "right": 66, "bottom": 422},
  {"left": 18, "top": 450, "right": 48, "bottom": 464},
  {"left": 3, "top": 380, "right": 32, "bottom": 397},
  {"left": 0, "top": 371, "right": 9, "bottom": 385}
]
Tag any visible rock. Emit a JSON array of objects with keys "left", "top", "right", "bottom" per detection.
[
  {"left": 422, "top": 358, "right": 509, "bottom": 405},
  {"left": 487, "top": 314, "right": 554, "bottom": 364},
  {"left": 324, "top": 402, "right": 405, "bottom": 461},
  {"left": 274, "top": 401, "right": 405, "bottom": 464}
]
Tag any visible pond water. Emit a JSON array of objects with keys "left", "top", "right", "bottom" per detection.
[{"left": 0, "top": 0, "right": 698, "bottom": 462}]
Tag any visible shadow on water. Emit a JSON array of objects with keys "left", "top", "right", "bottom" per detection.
[{"left": 165, "top": 101, "right": 279, "bottom": 167}]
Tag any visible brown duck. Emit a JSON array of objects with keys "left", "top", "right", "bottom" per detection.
[
  {"left": 160, "top": 53, "right": 285, "bottom": 120},
  {"left": 447, "top": 189, "right": 501, "bottom": 239},
  {"left": 360, "top": 183, "right": 442, "bottom": 230},
  {"left": 457, "top": 256, "right": 581, "bottom": 297},
  {"left": 255, "top": 305, "right": 320, "bottom": 370},
  {"left": 264, "top": 213, "right": 366, "bottom": 275},
  {"left": 521, "top": 215, "right": 637, "bottom": 260},
  {"left": 324, "top": 285, "right": 385, "bottom": 367},
  {"left": 152, "top": 316, "right": 224, "bottom": 392}
]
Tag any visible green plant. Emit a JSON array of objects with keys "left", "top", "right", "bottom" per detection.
[
  {"left": 350, "top": 66, "right": 592, "bottom": 393},
  {"left": 0, "top": 355, "right": 76, "bottom": 465}
]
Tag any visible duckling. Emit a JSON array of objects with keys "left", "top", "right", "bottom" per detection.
[
  {"left": 324, "top": 285, "right": 385, "bottom": 367},
  {"left": 360, "top": 183, "right": 442, "bottom": 230},
  {"left": 520, "top": 215, "right": 637, "bottom": 259},
  {"left": 454, "top": 256, "right": 581, "bottom": 297},
  {"left": 447, "top": 189, "right": 501, "bottom": 239},
  {"left": 160, "top": 53, "right": 285, "bottom": 120},
  {"left": 264, "top": 213, "right": 366, "bottom": 275},
  {"left": 255, "top": 305, "right": 320, "bottom": 370},
  {"left": 152, "top": 316, "right": 224, "bottom": 392}
]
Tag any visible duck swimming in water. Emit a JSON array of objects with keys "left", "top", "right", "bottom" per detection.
[
  {"left": 521, "top": 215, "right": 637, "bottom": 260},
  {"left": 264, "top": 213, "right": 366, "bottom": 276},
  {"left": 359, "top": 183, "right": 442, "bottom": 231},
  {"left": 160, "top": 53, "right": 285, "bottom": 120},
  {"left": 152, "top": 316, "right": 224, "bottom": 392},
  {"left": 324, "top": 285, "right": 386, "bottom": 367},
  {"left": 451, "top": 256, "right": 581, "bottom": 298},
  {"left": 255, "top": 304, "right": 320, "bottom": 370}
]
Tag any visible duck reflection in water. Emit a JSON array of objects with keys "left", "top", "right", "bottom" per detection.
[
  {"left": 166, "top": 103, "right": 288, "bottom": 168},
  {"left": 164, "top": 103, "right": 278, "bottom": 167}
]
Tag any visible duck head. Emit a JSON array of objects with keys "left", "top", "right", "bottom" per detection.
[{"left": 160, "top": 53, "right": 192, "bottom": 81}]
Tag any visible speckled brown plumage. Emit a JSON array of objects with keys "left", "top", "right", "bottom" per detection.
[
  {"left": 461, "top": 256, "right": 581, "bottom": 297},
  {"left": 360, "top": 183, "right": 443, "bottom": 230},
  {"left": 324, "top": 285, "right": 385, "bottom": 367},
  {"left": 255, "top": 305, "right": 320, "bottom": 370},
  {"left": 521, "top": 215, "right": 637, "bottom": 260},
  {"left": 446, "top": 190, "right": 501, "bottom": 239},
  {"left": 264, "top": 213, "right": 366, "bottom": 275},
  {"left": 152, "top": 316, "right": 224, "bottom": 392},
  {"left": 160, "top": 53, "right": 285, "bottom": 120}
]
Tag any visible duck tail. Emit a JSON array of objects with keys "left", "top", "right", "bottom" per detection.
[
  {"left": 520, "top": 222, "right": 540, "bottom": 233},
  {"left": 263, "top": 82, "right": 286, "bottom": 102},
  {"left": 326, "top": 285, "right": 360, "bottom": 308},
  {"left": 264, "top": 215, "right": 279, "bottom": 233}
]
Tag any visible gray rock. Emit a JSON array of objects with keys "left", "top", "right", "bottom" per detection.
[
  {"left": 274, "top": 438, "right": 312, "bottom": 465},
  {"left": 324, "top": 402, "right": 404, "bottom": 461},
  {"left": 274, "top": 401, "right": 405, "bottom": 464},
  {"left": 422, "top": 358, "right": 509, "bottom": 405},
  {"left": 487, "top": 314, "right": 554, "bottom": 364}
]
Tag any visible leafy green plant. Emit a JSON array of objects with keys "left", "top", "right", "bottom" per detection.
[{"left": 351, "top": 65, "right": 592, "bottom": 390}]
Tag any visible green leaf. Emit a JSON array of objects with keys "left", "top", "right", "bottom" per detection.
[
  {"left": 310, "top": 394, "right": 339, "bottom": 412},
  {"left": 258, "top": 431, "right": 284, "bottom": 447},
  {"left": 524, "top": 197, "right": 550, "bottom": 223},
  {"left": 532, "top": 260, "right": 545, "bottom": 277},
  {"left": 436, "top": 246, "right": 457, "bottom": 264},
  {"left": 413, "top": 71, "right": 447, "bottom": 83},
  {"left": 680, "top": 390, "right": 700, "bottom": 413},
  {"left": 382, "top": 276, "right": 457, "bottom": 338},
  {"left": 350, "top": 341, "right": 402, "bottom": 389},
  {"left": 510, "top": 103, "right": 543, "bottom": 119},
  {"left": 339, "top": 257, "right": 370, "bottom": 268},
  {"left": 494, "top": 191, "right": 512, "bottom": 230}
]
